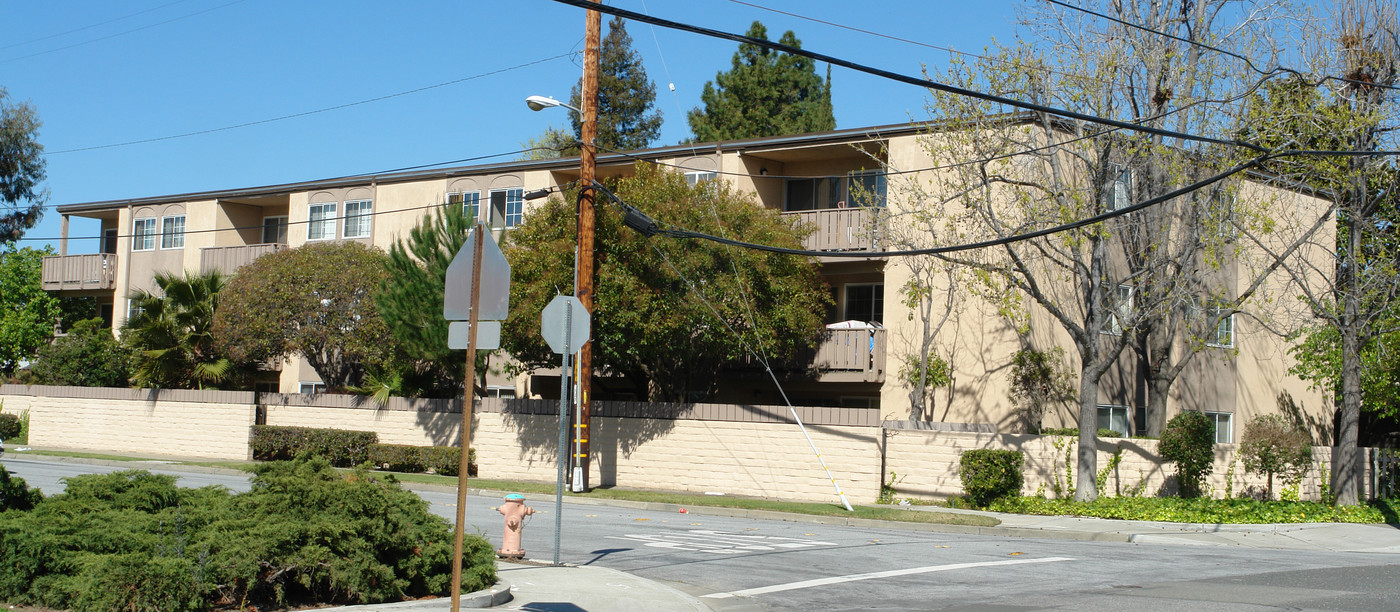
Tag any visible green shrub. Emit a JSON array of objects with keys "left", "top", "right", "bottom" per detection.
[
  {"left": 989, "top": 494, "right": 1396, "bottom": 525},
  {"left": 250, "top": 425, "right": 378, "bottom": 466},
  {"left": 959, "top": 449, "right": 1024, "bottom": 506},
  {"left": 369, "top": 444, "right": 427, "bottom": 473},
  {"left": 1039, "top": 427, "right": 1079, "bottom": 436},
  {"left": 25, "top": 317, "right": 134, "bottom": 387},
  {"left": 0, "top": 465, "right": 42, "bottom": 512},
  {"left": 0, "top": 457, "right": 496, "bottom": 611},
  {"left": 1159, "top": 410, "right": 1216, "bottom": 498},
  {"left": 420, "top": 446, "right": 477, "bottom": 477},
  {"left": 1240, "top": 415, "right": 1314, "bottom": 500},
  {"left": 1096, "top": 428, "right": 1119, "bottom": 438},
  {"left": 0, "top": 413, "right": 20, "bottom": 440}
]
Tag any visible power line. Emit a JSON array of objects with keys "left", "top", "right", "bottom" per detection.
[
  {"left": 46, "top": 52, "right": 578, "bottom": 155},
  {"left": 1044, "top": 0, "right": 1400, "bottom": 94},
  {"left": 13, "top": 147, "right": 551, "bottom": 241},
  {"left": 727, "top": 0, "right": 1114, "bottom": 87},
  {"left": 0, "top": 0, "right": 194, "bottom": 51},
  {"left": 0, "top": 0, "right": 249, "bottom": 64},
  {"left": 548, "top": 0, "right": 1263, "bottom": 152}
]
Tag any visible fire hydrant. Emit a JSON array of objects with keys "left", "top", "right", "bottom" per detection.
[{"left": 497, "top": 493, "right": 535, "bottom": 559}]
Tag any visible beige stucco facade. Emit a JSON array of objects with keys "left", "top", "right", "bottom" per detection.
[{"left": 45, "top": 123, "right": 1333, "bottom": 439}]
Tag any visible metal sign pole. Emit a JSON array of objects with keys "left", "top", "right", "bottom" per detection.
[
  {"left": 450, "top": 225, "right": 485, "bottom": 612},
  {"left": 554, "top": 306, "right": 573, "bottom": 566}
]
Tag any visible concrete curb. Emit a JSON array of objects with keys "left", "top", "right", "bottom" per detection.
[{"left": 312, "top": 579, "right": 512, "bottom": 610}]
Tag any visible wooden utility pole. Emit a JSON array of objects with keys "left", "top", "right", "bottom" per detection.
[{"left": 575, "top": 0, "right": 600, "bottom": 492}]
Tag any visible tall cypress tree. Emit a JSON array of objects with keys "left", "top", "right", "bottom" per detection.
[{"left": 687, "top": 21, "right": 835, "bottom": 142}]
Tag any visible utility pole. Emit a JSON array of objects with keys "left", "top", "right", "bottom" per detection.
[{"left": 575, "top": 0, "right": 600, "bottom": 492}]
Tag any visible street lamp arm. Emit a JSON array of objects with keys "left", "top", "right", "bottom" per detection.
[{"left": 526, "top": 95, "right": 582, "bottom": 115}]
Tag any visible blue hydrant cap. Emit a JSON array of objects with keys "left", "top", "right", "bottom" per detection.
[{"left": 504, "top": 493, "right": 525, "bottom": 501}]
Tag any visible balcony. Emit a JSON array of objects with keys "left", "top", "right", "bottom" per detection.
[
  {"left": 782, "top": 207, "right": 885, "bottom": 253},
  {"left": 200, "top": 243, "right": 288, "bottom": 276},
  {"left": 41, "top": 254, "right": 117, "bottom": 291},
  {"left": 813, "top": 327, "right": 886, "bottom": 382}
]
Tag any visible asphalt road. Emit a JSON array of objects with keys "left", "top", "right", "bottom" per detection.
[{"left": 6, "top": 458, "right": 1400, "bottom": 611}]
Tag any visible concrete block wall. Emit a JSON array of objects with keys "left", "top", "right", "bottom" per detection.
[
  {"left": 260, "top": 393, "right": 462, "bottom": 447},
  {"left": 0, "top": 385, "right": 256, "bottom": 460},
  {"left": 884, "top": 427, "right": 1343, "bottom": 501}
]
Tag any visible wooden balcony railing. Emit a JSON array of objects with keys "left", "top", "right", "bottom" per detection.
[
  {"left": 200, "top": 243, "right": 288, "bottom": 276},
  {"left": 41, "top": 254, "right": 117, "bottom": 291},
  {"left": 782, "top": 207, "right": 885, "bottom": 252},
  {"left": 813, "top": 327, "right": 886, "bottom": 382}
]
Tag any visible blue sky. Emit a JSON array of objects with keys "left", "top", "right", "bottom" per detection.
[{"left": 3, "top": 0, "right": 1018, "bottom": 253}]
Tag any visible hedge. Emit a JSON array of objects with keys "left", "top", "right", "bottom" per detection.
[
  {"left": 368, "top": 444, "right": 476, "bottom": 477},
  {"left": 250, "top": 425, "right": 379, "bottom": 467}
]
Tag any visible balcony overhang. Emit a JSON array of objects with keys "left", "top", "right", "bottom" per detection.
[{"left": 738, "top": 140, "right": 887, "bottom": 165}]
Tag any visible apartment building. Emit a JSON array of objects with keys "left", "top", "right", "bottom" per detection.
[{"left": 42, "top": 122, "right": 1332, "bottom": 439}]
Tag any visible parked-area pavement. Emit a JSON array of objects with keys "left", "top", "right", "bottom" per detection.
[{"left": 6, "top": 449, "right": 1400, "bottom": 611}]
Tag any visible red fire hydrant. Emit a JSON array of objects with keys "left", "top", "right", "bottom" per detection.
[{"left": 497, "top": 493, "right": 535, "bottom": 559}]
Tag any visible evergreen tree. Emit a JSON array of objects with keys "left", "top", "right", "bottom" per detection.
[
  {"left": 570, "top": 16, "right": 663, "bottom": 152},
  {"left": 521, "top": 17, "right": 662, "bottom": 158},
  {"left": 0, "top": 89, "right": 47, "bottom": 242},
  {"left": 687, "top": 21, "right": 835, "bottom": 142}
]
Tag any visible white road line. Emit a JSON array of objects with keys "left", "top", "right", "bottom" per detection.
[{"left": 701, "top": 556, "right": 1075, "bottom": 599}]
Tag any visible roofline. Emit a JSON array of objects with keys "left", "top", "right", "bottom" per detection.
[{"left": 55, "top": 122, "right": 924, "bottom": 214}]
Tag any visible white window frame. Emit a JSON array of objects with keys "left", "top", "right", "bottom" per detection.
[
  {"left": 490, "top": 187, "right": 524, "bottom": 229},
  {"left": 684, "top": 171, "right": 717, "bottom": 186},
  {"left": 450, "top": 191, "right": 483, "bottom": 224},
  {"left": 1103, "top": 284, "right": 1134, "bottom": 336},
  {"left": 160, "top": 215, "right": 186, "bottom": 249},
  {"left": 342, "top": 199, "right": 373, "bottom": 239},
  {"left": 844, "top": 283, "right": 884, "bottom": 324},
  {"left": 308, "top": 202, "right": 337, "bottom": 241},
  {"left": 1204, "top": 411, "right": 1233, "bottom": 443},
  {"left": 1214, "top": 191, "right": 1237, "bottom": 241},
  {"left": 262, "top": 216, "right": 289, "bottom": 244},
  {"left": 486, "top": 385, "right": 517, "bottom": 399},
  {"left": 1096, "top": 404, "right": 1130, "bottom": 437},
  {"left": 299, "top": 382, "right": 327, "bottom": 395},
  {"left": 132, "top": 217, "right": 157, "bottom": 251},
  {"left": 1109, "top": 163, "right": 1134, "bottom": 211},
  {"left": 1197, "top": 297, "right": 1235, "bottom": 348},
  {"left": 126, "top": 298, "right": 145, "bottom": 325}
]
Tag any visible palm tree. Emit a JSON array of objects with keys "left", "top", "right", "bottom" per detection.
[{"left": 123, "top": 270, "right": 232, "bottom": 389}]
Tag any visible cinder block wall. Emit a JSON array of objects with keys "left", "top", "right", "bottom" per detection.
[
  {"left": 884, "top": 427, "right": 1346, "bottom": 502},
  {"left": 0, "top": 385, "right": 256, "bottom": 460},
  {"left": 261, "top": 393, "right": 462, "bottom": 447}
]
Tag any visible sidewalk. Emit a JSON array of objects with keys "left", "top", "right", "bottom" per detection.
[{"left": 8, "top": 450, "right": 1400, "bottom": 611}]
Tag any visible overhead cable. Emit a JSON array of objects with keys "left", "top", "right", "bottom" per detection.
[
  {"left": 547, "top": 0, "right": 1264, "bottom": 152},
  {"left": 46, "top": 52, "right": 578, "bottom": 155}
]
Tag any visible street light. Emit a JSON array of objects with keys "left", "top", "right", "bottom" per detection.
[
  {"left": 526, "top": 95, "right": 580, "bottom": 114},
  {"left": 526, "top": 93, "right": 596, "bottom": 495}
]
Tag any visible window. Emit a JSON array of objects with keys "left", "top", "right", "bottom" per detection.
[
  {"left": 254, "top": 381, "right": 281, "bottom": 394},
  {"left": 845, "top": 283, "right": 884, "bottom": 324},
  {"left": 490, "top": 188, "right": 524, "bottom": 228},
  {"left": 486, "top": 385, "right": 517, "bottom": 399},
  {"left": 126, "top": 298, "right": 145, "bottom": 324},
  {"left": 1103, "top": 284, "right": 1133, "bottom": 335},
  {"left": 308, "top": 202, "right": 336, "bottom": 240},
  {"left": 160, "top": 215, "right": 185, "bottom": 249},
  {"left": 1212, "top": 191, "right": 1236, "bottom": 241},
  {"left": 784, "top": 172, "right": 887, "bottom": 211},
  {"left": 343, "top": 199, "right": 373, "bottom": 238},
  {"left": 1096, "top": 405, "right": 1130, "bottom": 437},
  {"left": 1206, "top": 301, "right": 1234, "bottom": 348},
  {"left": 848, "top": 170, "right": 887, "bottom": 207},
  {"left": 132, "top": 217, "right": 156, "bottom": 251},
  {"left": 450, "top": 191, "right": 482, "bottom": 224},
  {"left": 299, "top": 382, "right": 327, "bottom": 395},
  {"left": 1204, "top": 411, "right": 1233, "bottom": 443},
  {"left": 1108, "top": 164, "right": 1134, "bottom": 211},
  {"left": 685, "top": 171, "right": 717, "bottom": 186},
  {"left": 262, "top": 216, "right": 288, "bottom": 244},
  {"left": 102, "top": 228, "right": 118, "bottom": 254}
]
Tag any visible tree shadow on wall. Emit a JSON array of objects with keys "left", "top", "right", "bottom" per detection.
[
  {"left": 498, "top": 399, "right": 693, "bottom": 486},
  {"left": 1277, "top": 391, "right": 1333, "bottom": 445}
]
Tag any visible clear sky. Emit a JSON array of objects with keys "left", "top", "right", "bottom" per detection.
[{"left": 2, "top": 0, "right": 1019, "bottom": 253}]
